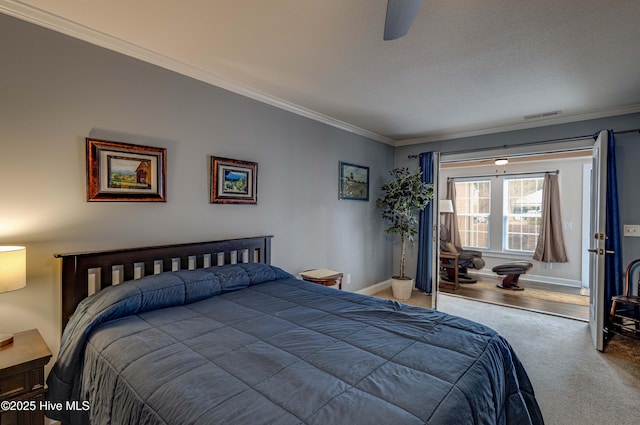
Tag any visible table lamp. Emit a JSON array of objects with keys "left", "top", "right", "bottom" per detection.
[
  {"left": 440, "top": 199, "right": 454, "bottom": 214},
  {"left": 0, "top": 246, "right": 26, "bottom": 347},
  {"left": 440, "top": 200, "right": 454, "bottom": 226}
]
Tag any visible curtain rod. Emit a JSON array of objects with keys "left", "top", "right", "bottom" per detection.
[
  {"left": 447, "top": 170, "right": 559, "bottom": 181},
  {"left": 408, "top": 128, "right": 640, "bottom": 159}
]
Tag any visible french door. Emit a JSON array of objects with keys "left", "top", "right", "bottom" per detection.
[
  {"left": 433, "top": 134, "right": 608, "bottom": 352},
  {"left": 588, "top": 130, "right": 608, "bottom": 351}
]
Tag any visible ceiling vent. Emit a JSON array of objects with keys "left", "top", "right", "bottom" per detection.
[{"left": 523, "top": 110, "right": 562, "bottom": 121}]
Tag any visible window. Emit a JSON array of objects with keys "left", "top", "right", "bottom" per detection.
[
  {"left": 454, "top": 180, "right": 491, "bottom": 249},
  {"left": 504, "top": 177, "right": 543, "bottom": 252}
]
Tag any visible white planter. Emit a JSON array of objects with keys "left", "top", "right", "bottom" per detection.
[{"left": 391, "top": 277, "right": 414, "bottom": 300}]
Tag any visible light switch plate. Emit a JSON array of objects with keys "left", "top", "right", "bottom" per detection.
[{"left": 623, "top": 224, "right": 640, "bottom": 237}]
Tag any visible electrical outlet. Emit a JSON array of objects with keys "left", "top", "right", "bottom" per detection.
[
  {"left": 624, "top": 225, "right": 640, "bottom": 237},
  {"left": 345, "top": 274, "right": 351, "bottom": 285}
]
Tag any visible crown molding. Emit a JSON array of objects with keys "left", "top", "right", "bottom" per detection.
[
  {"left": 395, "top": 104, "right": 640, "bottom": 147},
  {"left": 3, "top": 1, "right": 638, "bottom": 149},
  {"left": 0, "top": 0, "right": 395, "bottom": 146}
]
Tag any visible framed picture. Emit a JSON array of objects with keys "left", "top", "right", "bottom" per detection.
[
  {"left": 210, "top": 156, "right": 258, "bottom": 204},
  {"left": 86, "top": 138, "right": 166, "bottom": 202},
  {"left": 339, "top": 161, "right": 369, "bottom": 201}
]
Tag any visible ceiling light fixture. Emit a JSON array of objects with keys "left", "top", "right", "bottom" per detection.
[{"left": 494, "top": 158, "right": 509, "bottom": 166}]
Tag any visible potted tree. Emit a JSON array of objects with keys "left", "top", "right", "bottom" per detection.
[{"left": 377, "top": 167, "right": 433, "bottom": 300}]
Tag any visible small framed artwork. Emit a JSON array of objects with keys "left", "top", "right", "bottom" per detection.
[
  {"left": 86, "top": 138, "right": 166, "bottom": 202},
  {"left": 210, "top": 156, "right": 258, "bottom": 204},
  {"left": 339, "top": 161, "right": 369, "bottom": 201}
]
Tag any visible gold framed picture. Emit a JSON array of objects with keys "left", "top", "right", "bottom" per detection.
[
  {"left": 210, "top": 156, "right": 258, "bottom": 204},
  {"left": 86, "top": 138, "right": 166, "bottom": 202}
]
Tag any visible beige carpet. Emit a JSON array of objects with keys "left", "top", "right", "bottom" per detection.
[
  {"left": 370, "top": 289, "right": 640, "bottom": 425},
  {"left": 371, "top": 287, "right": 636, "bottom": 365},
  {"left": 436, "top": 295, "right": 640, "bottom": 425}
]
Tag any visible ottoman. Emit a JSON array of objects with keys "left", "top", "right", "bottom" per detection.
[{"left": 492, "top": 262, "right": 533, "bottom": 291}]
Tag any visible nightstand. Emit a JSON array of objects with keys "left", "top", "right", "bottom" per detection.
[
  {"left": 300, "top": 269, "right": 343, "bottom": 289},
  {"left": 0, "top": 329, "right": 52, "bottom": 425}
]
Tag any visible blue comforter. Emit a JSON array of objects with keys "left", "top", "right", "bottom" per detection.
[{"left": 47, "top": 263, "right": 544, "bottom": 425}]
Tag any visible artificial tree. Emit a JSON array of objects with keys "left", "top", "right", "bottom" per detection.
[{"left": 377, "top": 167, "right": 433, "bottom": 282}]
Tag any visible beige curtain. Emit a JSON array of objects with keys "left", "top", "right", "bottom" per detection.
[
  {"left": 533, "top": 173, "right": 568, "bottom": 262},
  {"left": 445, "top": 179, "right": 462, "bottom": 247}
]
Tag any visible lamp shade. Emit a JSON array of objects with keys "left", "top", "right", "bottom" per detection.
[
  {"left": 0, "top": 246, "right": 26, "bottom": 293},
  {"left": 440, "top": 199, "right": 454, "bottom": 214}
]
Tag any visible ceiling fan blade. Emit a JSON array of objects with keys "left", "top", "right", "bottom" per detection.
[{"left": 383, "top": 0, "right": 424, "bottom": 40}]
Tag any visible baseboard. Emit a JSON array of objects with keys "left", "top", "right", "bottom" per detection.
[
  {"left": 474, "top": 270, "right": 582, "bottom": 288},
  {"left": 357, "top": 274, "right": 582, "bottom": 295},
  {"left": 357, "top": 279, "right": 391, "bottom": 296}
]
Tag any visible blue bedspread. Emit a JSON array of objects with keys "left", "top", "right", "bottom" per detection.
[{"left": 47, "top": 263, "right": 544, "bottom": 425}]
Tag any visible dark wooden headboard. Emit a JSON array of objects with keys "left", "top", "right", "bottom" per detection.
[{"left": 55, "top": 236, "right": 273, "bottom": 331}]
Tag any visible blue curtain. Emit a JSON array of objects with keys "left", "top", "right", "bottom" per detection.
[
  {"left": 416, "top": 152, "right": 434, "bottom": 293},
  {"left": 605, "top": 130, "right": 624, "bottom": 324}
]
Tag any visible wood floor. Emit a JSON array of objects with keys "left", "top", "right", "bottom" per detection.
[{"left": 438, "top": 277, "right": 589, "bottom": 321}]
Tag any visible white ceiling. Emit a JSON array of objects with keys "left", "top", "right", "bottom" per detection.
[{"left": 3, "top": 0, "right": 640, "bottom": 146}]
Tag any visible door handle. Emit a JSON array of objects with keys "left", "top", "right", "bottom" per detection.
[
  {"left": 605, "top": 250, "right": 615, "bottom": 255},
  {"left": 587, "top": 249, "right": 599, "bottom": 254}
]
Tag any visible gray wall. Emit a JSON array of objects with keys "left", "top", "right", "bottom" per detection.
[
  {"left": 0, "top": 14, "right": 394, "bottom": 366},
  {"left": 395, "top": 113, "right": 640, "bottom": 290}
]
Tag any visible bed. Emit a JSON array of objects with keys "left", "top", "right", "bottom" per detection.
[{"left": 47, "top": 236, "right": 544, "bottom": 425}]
